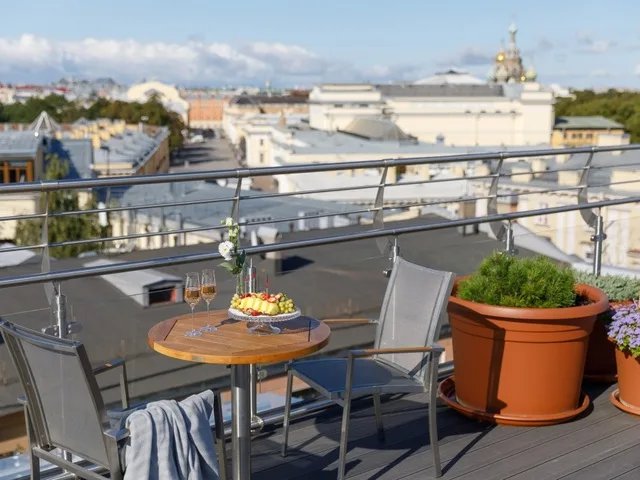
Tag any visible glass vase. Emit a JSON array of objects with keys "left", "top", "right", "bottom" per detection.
[{"left": 235, "top": 273, "right": 244, "bottom": 296}]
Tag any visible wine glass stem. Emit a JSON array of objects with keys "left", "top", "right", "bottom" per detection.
[
  {"left": 206, "top": 301, "right": 210, "bottom": 319},
  {"left": 191, "top": 305, "right": 195, "bottom": 322}
]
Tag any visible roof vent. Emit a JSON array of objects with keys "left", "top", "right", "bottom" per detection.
[{"left": 84, "top": 259, "right": 184, "bottom": 307}]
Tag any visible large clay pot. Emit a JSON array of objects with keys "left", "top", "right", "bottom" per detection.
[
  {"left": 442, "top": 282, "right": 608, "bottom": 426},
  {"left": 610, "top": 347, "right": 640, "bottom": 415},
  {"left": 584, "top": 301, "right": 633, "bottom": 382}
]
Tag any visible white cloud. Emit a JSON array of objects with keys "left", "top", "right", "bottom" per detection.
[
  {"left": 438, "top": 47, "right": 494, "bottom": 67},
  {"left": 576, "top": 32, "right": 615, "bottom": 54},
  {"left": 0, "top": 34, "right": 419, "bottom": 86}
]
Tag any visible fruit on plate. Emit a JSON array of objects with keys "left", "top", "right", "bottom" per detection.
[{"left": 230, "top": 292, "right": 296, "bottom": 316}]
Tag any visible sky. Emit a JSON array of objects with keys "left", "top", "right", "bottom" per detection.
[{"left": 1, "top": 0, "right": 640, "bottom": 89}]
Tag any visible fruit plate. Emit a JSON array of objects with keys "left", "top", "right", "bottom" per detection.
[{"left": 228, "top": 308, "right": 301, "bottom": 324}]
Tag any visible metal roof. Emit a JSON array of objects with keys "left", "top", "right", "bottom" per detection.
[
  {"left": 339, "top": 117, "right": 415, "bottom": 142},
  {"left": 83, "top": 258, "right": 182, "bottom": 307},
  {"left": 377, "top": 83, "right": 505, "bottom": 98},
  {"left": 0, "top": 131, "right": 43, "bottom": 159},
  {"left": 48, "top": 138, "right": 94, "bottom": 179},
  {"left": 115, "top": 181, "right": 357, "bottom": 236},
  {"left": 554, "top": 116, "right": 625, "bottom": 130}
]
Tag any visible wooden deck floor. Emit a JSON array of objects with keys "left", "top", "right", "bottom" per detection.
[{"left": 249, "top": 381, "right": 640, "bottom": 479}]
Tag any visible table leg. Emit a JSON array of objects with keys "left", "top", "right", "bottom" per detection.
[
  {"left": 250, "top": 364, "right": 265, "bottom": 432},
  {"left": 231, "top": 364, "right": 251, "bottom": 480}
]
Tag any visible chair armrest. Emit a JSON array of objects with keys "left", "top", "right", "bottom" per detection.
[
  {"left": 323, "top": 318, "right": 375, "bottom": 326},
  {"left": 92, "top": 358, "right": 125, "bottom": 375},
  {"left": 93, "top": 358, "right": 130, "bottom": 410},
  {"left": 104, "top": 427, "right": 130, "bottom": 443},
  {"left": 349, "top": 345, "right": 445, "bottom": 358}
]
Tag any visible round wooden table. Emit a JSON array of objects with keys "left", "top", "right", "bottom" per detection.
[{"left": 148, "top": 310, "right": 331, "bottom": 480}]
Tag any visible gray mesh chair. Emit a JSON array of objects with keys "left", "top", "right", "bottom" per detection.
[
  {"left": 0, "top": 320, "right": 227, "bottom": 480},
  {"left": 281, "top": 257, "right": 454, "bottom": 479}
]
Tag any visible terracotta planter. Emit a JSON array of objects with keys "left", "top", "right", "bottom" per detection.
[
  {"left": 584, "top": 301, "right": 633, "bottom": 382},
  {"left": 440, "top": 282, "right": 608, "bottom": 426},
  {"left": 610, "top": 347, "right": 640, "bottom": 415}
]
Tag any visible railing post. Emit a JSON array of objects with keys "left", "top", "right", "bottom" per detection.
[
  {"left": 487, "top": 154, "right": 510, "bottom": 246},
  {"left": 577, "top": 148, "right": 606, "bottom": 276},
  {"left": 504, "top": 220, "right": 518, "bottom": 256},
  {"left": 591, "top": 212, "right": 607, "bottom": 277},
  {"left": 373, "top": 165, "right": 389, "bottom": 256},
  {"left": 383, "top": 237, "right": 400, "bottom": 277}
]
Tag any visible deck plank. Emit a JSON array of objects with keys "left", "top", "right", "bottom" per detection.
[{"left": 250, "top": 383, "right": 640, "bottom": 480}]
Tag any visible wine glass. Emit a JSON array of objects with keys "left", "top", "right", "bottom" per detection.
[
  {"left": 200, "top": 268, "right": 217, "bottom": 332},
  {"left": 184, "top": 272, "right": 202, "bottom": 337}
]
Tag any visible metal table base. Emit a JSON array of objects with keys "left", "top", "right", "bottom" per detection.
[{"left": 231, "top": 364, "right": 251, "bottom": 480}]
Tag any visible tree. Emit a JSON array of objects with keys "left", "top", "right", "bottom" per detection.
[
  {"left": 0, "top": 95, "right": 185, "bottom": 150},
  {"left": 555, "top": 89, "right": 640, "bottom": 143},
  {"left": 14, "top": 154, "right": 106, "bottom": 258}
]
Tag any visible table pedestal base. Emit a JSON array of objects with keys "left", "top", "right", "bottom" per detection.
[{"left": 231, "top": 364, "right": 251, "bottom": 480}]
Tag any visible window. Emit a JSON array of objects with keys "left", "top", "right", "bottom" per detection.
[
  {"left": 334, "top": 104, "right": 344, "bottom": 108},
  {"left": 259, "top": 153, "right": 264, "bottom": 163},
  {"left": 535, "top": 202, "right": 549, "bottom": 226},
  {"left": 259, "top": 139, "right": 264, "bottom": 146},
  {"left": 1, "top": 161, "right": 33, "bottom": 184}
]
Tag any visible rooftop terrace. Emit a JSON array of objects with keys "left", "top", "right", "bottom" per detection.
[{"left": 1, "top": 143, "right": 640, "bottom": 479}]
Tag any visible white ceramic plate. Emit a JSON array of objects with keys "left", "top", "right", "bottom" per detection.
[{"left": 228, "top": 308, "right": 301, "bottom": 324}]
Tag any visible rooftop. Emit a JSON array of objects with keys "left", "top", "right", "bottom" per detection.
[
  {"left": 377, "top": 83, "right": 505, "bottom": 98},
  {"left": 554, "top": 116, "right": 625, "bottom": 130},
  {"left": 0, "top": 131, "right": 42, "bottom": 159}
]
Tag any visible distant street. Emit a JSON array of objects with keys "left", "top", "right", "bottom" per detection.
[
  {"left": 170, "top": 136, "right": 278, "bottom": 191},
  {"left": 170, "top": 136, "right": 239, "bottom": 173}
]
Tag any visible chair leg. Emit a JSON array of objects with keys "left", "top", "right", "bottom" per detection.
[
  {"left": 213, "top": 390, "right": 228, "bottom": 480},
  {"left": 281, "top": 367, "right": 293, "bottom": 457},
  {"left": 337, "top": 396, "right": 352, "bottom": 480},
  {"left": 373, "top": 393, "right": 385, "bottom": 441},
  {"left": 428, "top": 355, "right": 442, "bottom": 477},
  {"left": 24, "top": 406, "right": 40, "bottom": 480}
]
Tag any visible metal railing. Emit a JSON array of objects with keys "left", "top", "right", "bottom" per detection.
[{"left": 0, "top": 143, "right": 638, "bottom": 285}]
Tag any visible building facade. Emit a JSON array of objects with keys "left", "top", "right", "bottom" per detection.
[
  {"left": 126, "top": 81, "right": 189, "bottom": 124},
  {"left": 551, "top": 116, "right": 628, "bottom": 147}
]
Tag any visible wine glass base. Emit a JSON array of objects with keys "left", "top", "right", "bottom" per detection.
[
  {"left": 185, "top": 329, "right": 203, "bottom": 337},
  {"left": 201, "top": 324, "right": 218, "bottom": 333}
]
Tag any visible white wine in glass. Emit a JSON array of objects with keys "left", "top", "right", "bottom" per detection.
[
  {"left": 184, "top": 272, "right": 202, "bottom": 337},
  {"left": 200, "top": 268, "right": 217, "bottom": 332}
]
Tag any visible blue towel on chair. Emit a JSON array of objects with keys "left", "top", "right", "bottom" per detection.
[{"left": 123, "top": 389, "right": 220, "bottom": 480}]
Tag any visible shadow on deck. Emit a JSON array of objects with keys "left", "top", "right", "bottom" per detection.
[{"left": 248, "top": 382, "right": 640, "bottom": 479}]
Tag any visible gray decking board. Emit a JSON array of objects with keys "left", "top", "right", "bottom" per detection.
[
  {"left": 250, "top": 383, "right": 640, "bottom": 479},
  {"left": 560, "top": 443, "right": 640, "bottom": 480}
]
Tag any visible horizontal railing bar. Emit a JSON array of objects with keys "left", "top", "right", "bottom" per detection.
[
  {"left": 3, "top": 194, "right": 640, "bottom": 288},
  {"left": 9, "top": 172, "right": 640, "bottom": 254},
  {"left": 1, "top": 144, "right": 639, "bottom": 194},
  {"left": 49, "top": 195, "right": 238, "bottom": 218}
]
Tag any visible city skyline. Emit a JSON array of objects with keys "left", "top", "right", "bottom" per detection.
[{"left": 1, "top": 0, "right": 639, "bottom": 88}]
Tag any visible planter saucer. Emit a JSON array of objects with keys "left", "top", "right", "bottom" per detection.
[
  {"left": 438, "top": 376, "right": 591, "bottom": 427},
  {"left": 609, "top": 389, "right": 640, "bottom": 416}
]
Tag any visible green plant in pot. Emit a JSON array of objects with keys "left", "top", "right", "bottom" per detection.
[
  {"left": 573, "top": 271, "right": 640, "bottom": 382},
  {"left": 439, "top": 252, "right": 609, "bottom": 426}
]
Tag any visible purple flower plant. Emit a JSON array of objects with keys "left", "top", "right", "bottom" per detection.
[{"left": 607, "top": 302, "right": 640, "bottom": 358}]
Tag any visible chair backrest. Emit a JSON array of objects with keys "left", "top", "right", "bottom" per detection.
[
  {"left": 374, "top": 256, "right": 454, "bottom": 385},
  {"left": 0, "top": 320, "right": 113, "bottom": 469}
]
